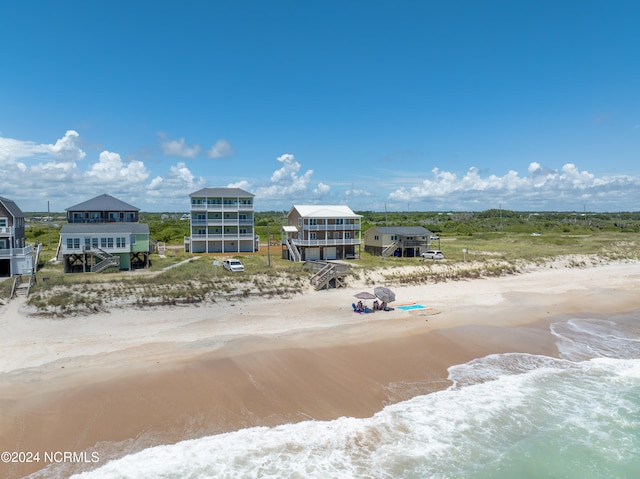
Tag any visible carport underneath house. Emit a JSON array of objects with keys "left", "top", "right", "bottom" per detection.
[
  {"left": 63, "top": 250, "right": 150, "bottom": 273},
  {"left": 59, "top": 223, "right": 151, "bottom": 273}
]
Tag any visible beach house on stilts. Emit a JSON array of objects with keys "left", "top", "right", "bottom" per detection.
[{"left": 58, "top": 194, "right": 151, "bottom": 273}]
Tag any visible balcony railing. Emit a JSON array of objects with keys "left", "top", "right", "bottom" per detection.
[
  {"left": 302, "top": 224, "right": 360, "bottom": 231},
  {"left": 391, "top": 240, "right": 429, "bottom": 247},
  {"left": 0, "top": 226, "right": 16, "bottom": 235},
  {"left": 0, "top": 244, "right": 34, "bottom": 257},
  {"left": 191, "top": 202, "right": 254, "bottom": 211},
  {"left": 191, "top": 218, "right": 254, "bottom": 226},
  {"left": 291, "top": 238, "right": 361, "bottom": 247},
  {"left": 190, "top": 233, "right": 256, "bottom": 241},
  {"left": 68, "top": 218, "right": 139, "bottom": 223}
]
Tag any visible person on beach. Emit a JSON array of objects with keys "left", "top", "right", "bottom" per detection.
[{"left": 373, "top": 300, "right": 379, "bottom": 310}]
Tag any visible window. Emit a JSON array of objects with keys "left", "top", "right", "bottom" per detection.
[
  {"left": 92, "top": 238, "right": 99, "bottom": 248},
  {"left": 107, "top": 238, "right": 114, "bottom": 248},
  {"left": 0, "top": 218, "right": 7, "bottom": 227},
  {"left": 101, "top": 238, "right": 107, "bottom": 248},
  {"left": 374, "top": 235, "right": 379, "bottom": 240},
  {"left": 310, "top": 232, "right": 317, "bottom": 240},
  {"left": 85, "top": 238, "right": 91, "bottom": 248},
  {"left": 116, "top": 237, "right": 126, "bottom": 248},
  {"left": 196, "top": 228, "right": 205, "bottom": 235},
  {"left": 345, "top": 232, "right": 351, "bottom": 239},
  {"left": 309, "top": 218, "right": 317, "bottom": 225},
  {"left": 335, "top": 218, "right": 344, "bottom": 225},
  {"left": 66, "top": 238, "right": 74, "bottom": 249},
  {"left": 73, "top": 238, "right": 80, "bottom": 249}
]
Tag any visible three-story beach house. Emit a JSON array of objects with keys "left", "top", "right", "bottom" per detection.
[
  {"left": 0, "top": 196, "right": 36, "bottom": 277},
  {"left": 186, "top": 187, "right": 256, "bottom": 254},
  {"left": 282, "top": 205, "right": 362, "bottom": 261},
  {"left": 363, "top": 226, "right": 432, "bottom": 257},
  {"left": 58, "top": 194, "right": 150, "bottom": 273}
]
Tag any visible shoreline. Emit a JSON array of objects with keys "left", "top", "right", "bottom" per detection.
[{"left": 1, "top": 261, "right": 639, "bottom": 478}]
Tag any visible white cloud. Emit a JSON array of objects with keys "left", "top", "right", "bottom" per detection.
[
  {"left": 49, "top": 130, "right": 86, "bottom": 161},
  {"left": 160, "top": 136, "right": 201, "bottom": 158},
  {"left": 0, "top": 130, "right": 85, "bottom": 166},
  {"left": 345, "top": 188, "right": 372, "bottom": 198},
  {"left": 255, "top": 153, "right": 314, "bottom": 199},
  {"left": 313, "top": 182, "right": 331, "bottom": 196},
  {"left": 388, "top": 162, "right": 640, "bottom": 210},
  {"left": 207, "top": 139, "right": 235, "bottom": 158},
  {"left": 86, "top": 151, "right": 149, "bottom": 184},
  {"left": 147, "top": 162, "right": 206, "bottom": 202},
  {"left": 227, "top": 180, "right": 251, "bottom": 190}
]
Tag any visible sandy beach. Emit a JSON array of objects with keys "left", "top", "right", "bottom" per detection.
[{"left": 1, "top": 260, "right": 639, "bottom": 478}]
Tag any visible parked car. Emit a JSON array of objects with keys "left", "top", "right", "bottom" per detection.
[
  {"left": 222, "top": 259, "right": 245, "bottom": 272},
  {"left": 422, "top": 250, "right": 444, "bottom": 260},
  {"left": 429, "top": 235, "right": 440, "bottom": 240}
]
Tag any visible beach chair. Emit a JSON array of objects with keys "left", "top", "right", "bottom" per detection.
[{"left": 352, "top": 303, "right": 362, "bottom": 313}]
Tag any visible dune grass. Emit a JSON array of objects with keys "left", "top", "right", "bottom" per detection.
[{"left": 4, "top": 231, "right": 639, "bottom": 316}]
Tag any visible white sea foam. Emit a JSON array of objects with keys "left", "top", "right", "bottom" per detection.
[{"left": 64, "top": 313, "right": 640, "bottom": 479}]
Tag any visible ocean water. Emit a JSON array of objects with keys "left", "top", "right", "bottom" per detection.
[{"left": 68, "top": 312, "right": 640, "bottom": 479}]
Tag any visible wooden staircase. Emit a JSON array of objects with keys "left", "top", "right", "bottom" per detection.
[
  {"left": 309, "top": 262, "right": 348, "bottom": 290},
  {"left": 91, "top": 248, "right": 120, "bottom": 272},
  {"left": 9, "top": 243, "right": 42, "bottom": 299},
  {"left": 285, "top": 237, "right": 302, "bottom": 262},
  {"left": 382, "top": 240, "right": 401, "bottom": 258},
  {"left": 11, "top": 274, "right": 35, "bottom": 299}
]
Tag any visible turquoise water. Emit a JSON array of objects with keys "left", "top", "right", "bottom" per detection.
[
  {"left": 67, "top": 312, "right": 640, "bottom": 479},
  {"left": 396, "top": 304, "right": 427, "bottom": 311}
]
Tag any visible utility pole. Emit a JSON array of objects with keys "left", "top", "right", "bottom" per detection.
[
  {"left": 47, "top": 200, "right": 51, "bottom": 247},
  {"left": 267, "top": 222, "right": 271, "bottom": 267}
]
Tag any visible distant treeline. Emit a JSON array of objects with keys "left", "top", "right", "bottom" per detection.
[{"left": 24, "top": 209, "right": 640, "bottom": 249}]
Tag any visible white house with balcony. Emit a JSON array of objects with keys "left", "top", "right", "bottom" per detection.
[
  {"left": 186, "top": 187, "right": 256, "bottom": 254},
  {"left": 282, "top": 205, "right": 362, "bottom": 262},
  {"left": 0, "top": 196, "right": 36, "bottom": 277}
]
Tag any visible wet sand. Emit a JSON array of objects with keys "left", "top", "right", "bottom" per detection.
[{"left": 1, "top": 262, "right": 639, "bottom": 478}]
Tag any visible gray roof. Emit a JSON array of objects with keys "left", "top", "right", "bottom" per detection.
[
  {"left": 367, "top": 226, "right": 432, "bottom": 236},
  {"left": 0, "top": 196, "right": 25, "bottom": 218},
  {"left": 60, "top": 223, "right": 149, "bottom": 235},
  {"left": 66, "top": 194, "right": 140, "bottom": 212},
  {"left": 190, "top": 187, "right": 254, "bottom": 198}
]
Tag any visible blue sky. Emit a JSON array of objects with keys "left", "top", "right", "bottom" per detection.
[{"left": 1, "top": 1, "right": 639, "bottom": 212}]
